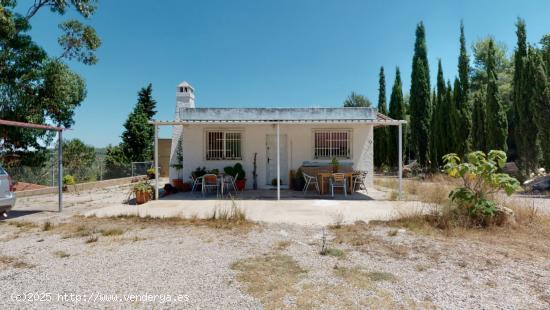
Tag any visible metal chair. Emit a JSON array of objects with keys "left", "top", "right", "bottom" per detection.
[
  {"left": 352, "top": 171, "right": 368, "bottom": 193},
  {"left": 302, "top": 172, "right": 320, "bottom": 194},
  {"left": 191, "top": 175, "right": 203, "bottom": 192},
  {"left": 223, "top": 173, "right": 238, "bottom": 194},
  {"left": 202, "top": 174, "right": 219, "bottom": 197},
  {"left": 330, "top": 173, "right": 347, "bottom": 197}
]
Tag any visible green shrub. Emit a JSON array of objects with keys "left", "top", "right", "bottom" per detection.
[
  {"left": 63, "top": 175, "right": 76, "bottom": 186},
  {"left": 443, "top": 150, "right": 520, "bottom": 223}
]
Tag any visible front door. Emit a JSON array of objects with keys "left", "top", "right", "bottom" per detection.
[{"left": 266, "top": 134, "right": 288, "bottom": 186}]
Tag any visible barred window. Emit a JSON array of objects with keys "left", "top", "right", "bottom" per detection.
[
  {"left": 313, "top": 130, "right": 352, "bottom": 159},
  {"left": 206, "top": 131, "right": 242, "bottom": 160}
]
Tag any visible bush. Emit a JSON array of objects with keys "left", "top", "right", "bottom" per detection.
[
  {"left": 63, "top": 175, "right": 76, "bottom": 186},
  {"left": 443, "top": 150, "right": 520, "bottom": 225}
]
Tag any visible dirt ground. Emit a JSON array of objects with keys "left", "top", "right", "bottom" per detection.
[{"left": 1, "top": 182, "right": 549, "bottom": 309}]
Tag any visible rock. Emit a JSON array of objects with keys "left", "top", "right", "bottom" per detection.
[{"left": 493, "top": 205, "right": 516, "bottom": 226}]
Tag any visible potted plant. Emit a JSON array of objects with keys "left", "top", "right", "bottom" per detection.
[
  {"left": 146, "top": 167, "right": 155, "bottom": 179},
  {"left": 170, "top": 135, "right": 184, "bottom": 190},
  {"left": 331, "top": 157, "right": 339, "bottom": 173},
  {"left": 225, "top": 163, "right": 246, "bottom": 190},
  {"left": 62, "top": 175, "right": 76, "bottom": 192},
  {"left": 293, "top": 168, "right": 305, "bottom": 191},
  {"left": 133, "top": 181, "right": 153, "bottom": 204}
]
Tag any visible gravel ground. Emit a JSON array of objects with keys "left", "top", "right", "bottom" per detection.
[{"left": 1, "top": 184, "right": 548, "bottom": 309}]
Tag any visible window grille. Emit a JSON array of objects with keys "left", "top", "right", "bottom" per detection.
[
  {"left": 206, "top": 131, "right": 242, "bottom": 160},
  {"left": 313, "top": 130, "right": 352, "bottom": 159}
]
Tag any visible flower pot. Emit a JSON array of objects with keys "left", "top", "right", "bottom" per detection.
[
  {"left": 172, "top": 179, "right": 185, "bottom": 191},
  {"left": 135, "top": 191, "right": 151, "bottom": 205},
  {"left": 235, "top": 179, "right": 246, "bottom": 190},
  {"left": 293, "top": 178, "right": 305, "bottom": 191},
  {"left": 179, "top": 182, "right": 192, "bottom": 192}
]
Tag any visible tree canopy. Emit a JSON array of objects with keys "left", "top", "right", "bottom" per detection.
[
  {"left": 0, "top": 0, "right": 101, "bottom": 164},
  {"left": 343, "top": 92, "right": 372, "bottom": 107}
]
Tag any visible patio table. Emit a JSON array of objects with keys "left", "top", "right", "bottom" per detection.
[{"left": 317, "top": 172, "right": 354, "bottom": 195}]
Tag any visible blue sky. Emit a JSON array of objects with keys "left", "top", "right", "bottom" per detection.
[{"left": 23, "top": 0, "right": 549, "bottom": 146}]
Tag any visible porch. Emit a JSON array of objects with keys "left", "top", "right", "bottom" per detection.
[{"left": 88, "top": 187, "right": 421, "bottom": 226}]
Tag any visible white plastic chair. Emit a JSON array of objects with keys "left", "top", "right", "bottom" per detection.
[
  {"left": 302, "top": 172, "right": 320, "bottom": 194},
  {"left": 223, "top": 173, "right": 238, "bottom": 194},
  {"left": 202, "top": 174, "right": 219, "bottom": 197},
  {"left": 191, "top": 175, "right": 203, "bottom": 192},
  {"left": 352, "top": 171, "right": 368, "bottom": 193},
  {"left": 330, "top": 173, "right": 347, "bottom": 197}
]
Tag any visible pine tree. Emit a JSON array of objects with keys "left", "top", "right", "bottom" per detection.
[
  {"left": 513, "top": 19, "right": 539, "bottom": 175},
  {"left": 136, "top": 83, "right": 157, "bottom": 118},
  {"left": 388, "top": 67, "right": 406, "bottom": 167},
  {"left": 453, "top": 22, "right": 472, "bottom": 157},
  {"left": 374, "top": 67, "right": 388, "bottom": 168},
  {"left": 485, "top": 39, "right": 508, "bottom": 151},
  {"left": 120, "top": 84, "right": 157, "bottom": 162},
  {"left": 471, "top": 89, "right": 486, "bottom": 152},
  {"left": 409, "top": 22, "right": 432, "bottom": 167}
]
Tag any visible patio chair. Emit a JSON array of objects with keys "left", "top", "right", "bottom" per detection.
[
  {"left": 302, "top": 172, "right": 320, "bottom": 194},
  {"left": 223, "top": 173, "right": 238, "bottom": 194},
  {"left": 202, "top": 174, "right": 219, "bottom": 197},
  {"left": 329, "top": 173, "right": 347, "bottom": 197},
  {"left": 351, "top": 171, "right": 368, "bottom": 193},
  {"left": 191, "top": 175, "right": 203, "bottom": 192}
]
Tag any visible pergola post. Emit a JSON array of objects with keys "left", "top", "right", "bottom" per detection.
[
  {"left": 398, "top": 123, "right": 403, "bottom": 200},
  {"left": 276, "top": 122, "right": 280, "bottom": 201},
  {"left": 57, "top": 130, "right": 63, "bottom": 212},
  {"left": 154, "top": 124, "right": 159, "bottom": 200}
]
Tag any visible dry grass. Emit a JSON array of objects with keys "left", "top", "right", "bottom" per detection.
[
  {"left": 374, "top": 175, "right": 455, "bottom": 205},
  {"left": 0, "top": 255, "right": 34, "bottom": 269},
  {"left": 42, "top": 221, "right": 54, "bottom": 231},
  {"left": 273, "top": 240, "right": 291, "bottom": 250},
  {"left": 53, "top": 250, "right": 70, "bottom": 258},
  {"left": 231, "top": 254, "right": 306, "bottom": 310},
  {"left": 333, "top": 266, "right": 396, "bottom": 289},
  {"left": 320, "top": 247, "right": 345, "bottom": 258},
  {"left": 100, "top": 228, "right": 124, "bottom": 237},
  {"left": 8, "top": 220, "right": 38, "bottom": 230},
  {"left": 331, "top": 221, "right": 409, "bottom": 258}
]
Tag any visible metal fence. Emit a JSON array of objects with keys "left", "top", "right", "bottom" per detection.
[{"left": 4, "top": 158, "right": 149, "bottom": 189}]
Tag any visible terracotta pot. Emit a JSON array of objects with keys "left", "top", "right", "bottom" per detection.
[
  {"left": 235, "top": 179, "right": 246, "bottom": 190},
  {"left": 135, "top": 191, "right": 151, "bottom": 204},
  {"left": 172, "top": 179, "right": 184, "bottom": 190},
  {"left": 179, "top": 182, "right": 192, "bottom": 192}
]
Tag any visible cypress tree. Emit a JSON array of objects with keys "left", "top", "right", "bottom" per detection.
[
  {"left": 446, "top": 80, "right": 455, "bottom": 154},
  {"left": 429, "top": 90, "right": 438, "bottom": 169},
  {"left": 513, "top": 19, "right": 539, "bottom": 175},
  {"left": 374, "top": 67, "right": 388, "bottom": 168},
  {"left": 388, "top": 67, "right": 406, "bottom": 167},
  {"left": 409, "top": 22, "right": 431, "bottom": 167},
  {"left": 471, "top": 89, "right": 486, "bottom": 152},
  {"left": 537, "top": 35, "right": 550, "bottom": 170},
  {"left": 454, "top": 22, "right": 472, "bottom": 156},
  {"left": 433, "top": 60, "right": 448, "bottom": 163},
  {"left": 136, "top": 83, "right": 157, "bottom": 118},
  {"left": 485, "top": 39, "right": 507, "bottom": 151},
  {"left": 526, "top": 46, "right": 549, "bottom": 170}
]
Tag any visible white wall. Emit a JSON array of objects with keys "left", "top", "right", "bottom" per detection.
[{"left": 174, "top": 123, "right": 374, "bottom": 188}]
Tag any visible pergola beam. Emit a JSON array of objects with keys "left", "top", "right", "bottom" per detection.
[{"left": 0, "top": 119, "right": 64, "bottom": 212}]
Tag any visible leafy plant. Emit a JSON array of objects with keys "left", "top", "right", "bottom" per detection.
[
  {"left": 443, "top": 150, "right": 520, "bottom": 221},
  {"left": 63, "top": 175, "right": 76, "bottom": 186},
  {"left": 330, "top": 157, "right": 339, "bottom": 172},
  {"left": 133, "top": 181, "right": 153, "bottom": 194},
  {"left": 146, "top": 167, "right": 155, "bottom": 175},
  {"left": 192, "top": 166, "right": 207, "bottom": 178},
  {"left": 224, "top": 163, "right": 245, "bottom": 180},
  {"left": 170, "top": 135, "right": 184, "bottom": 178}
]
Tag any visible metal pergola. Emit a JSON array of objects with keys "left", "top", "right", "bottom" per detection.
[
  {"left": 0, "top": 119, "right": 65, "bottom": 212},
  {"left": 149, "top": 114, "right": 406, "bottom": 201}
]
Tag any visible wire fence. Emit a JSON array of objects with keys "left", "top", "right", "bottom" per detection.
[{"left": 4, "top": 157, "right": 152, "bottom": 190}]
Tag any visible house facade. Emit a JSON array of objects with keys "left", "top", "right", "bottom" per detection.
[{"left": 151, "top": 81, "right": 405, "bottom": 197}]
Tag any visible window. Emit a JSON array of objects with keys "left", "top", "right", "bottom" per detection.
[
  {"left": 313, "top": 129, "right": 352, "bottom": 159},
  {"left": 206, "top": 130, "right": 242, "bottom": 160}
]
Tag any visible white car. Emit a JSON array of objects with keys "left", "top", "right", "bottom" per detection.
[{"left": 0, "top": 166, "right": 15, "bottom": 217}]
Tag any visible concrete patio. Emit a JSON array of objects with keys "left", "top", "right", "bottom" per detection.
[{"left": 85, "top": 188, "right": 424, "bottom": 226}]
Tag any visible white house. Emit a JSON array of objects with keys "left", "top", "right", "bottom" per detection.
[{"left": 150, "top": 81, "right": 405, "bottom": 199}]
